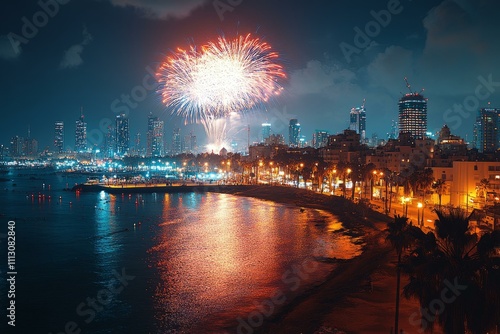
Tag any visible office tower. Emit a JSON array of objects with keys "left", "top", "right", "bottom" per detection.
[
  {"left": 104, "top": 125, "right": 115, "bottom": 158},
  {"left": 172, "top": 128, "right": 182, "bottom": 155},
  {"left": 349, "top": 100, "right": 366, "bottom": 141},
  {"left": 261, "top": 123, "right": 271, "bottom": 142},
  {"left": 10, "top": 136, "right": 24, "bottom": 157},
  {"left": 54, "top": 121, "right": 64, "bottom": 153},
  {"left": 359, "top": 107, "right": 366, "bottom": 141},
  {"left": 289, "top": 119, "right": 300, "bottom": 146},
  {"left": 474, "top": 108, "right": 500, "bottom": 153},
  {"left": 75, "top": 109, "right": 87, "bottom": 152},
  {"left": 115, "top": 113, "right": 130, "bottom": 156},
  {"left": 184, "top": 132, "right": 197, "bottom": 153},
  {"left": 312, "top": 130, "right": 329, "bottom": 148},
  {"left": 398, "top": 92, "right": 427, "bottom": 139},
  {"left": 388, "top": 120, "right": 398, "bottom": 140},
  {"left": 298, "top": 135, "right": 307, "bottom": 148},
  {"left": 147, "top": 113, "right": 156, "bottom": 157},
  {"left": 23, "top": 138, "right": 38, "bottom": 156},
  {"left": 147, "top": 113, "right": 164, "bottom": 157}
]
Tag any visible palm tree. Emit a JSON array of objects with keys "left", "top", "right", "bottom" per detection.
[
  {"left": 402, "top": 207, "right": 500, "bottom": 333},
  {"left": 386, "top": 215, "right": 413, "bottom": 334},
  {"left": 432, "top": 179, "right": 446, "bottom": 208},
  {"left": 416, "top": 168, "right": 435, "bottom": 202},
  {"left": 361, "top": 163, "right": 376, "bottom": 199}
]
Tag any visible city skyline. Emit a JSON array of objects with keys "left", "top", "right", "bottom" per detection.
[{"left": 1, "top": 0, "right": 500, "bottom": 150}]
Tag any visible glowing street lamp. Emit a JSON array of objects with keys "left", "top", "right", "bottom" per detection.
[{"left": 417, "top": 202, "right": 423, "bottom": 227}]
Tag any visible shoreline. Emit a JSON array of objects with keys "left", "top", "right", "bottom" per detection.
[
  {"left": 209, "top": 186, "right": 399, "bottom": 333},
  {"left": 212, "top": 185, "right": 428, "bottom": 334},
  {"left": 74, "top": 183, "right": 422, "bottom": 333}
]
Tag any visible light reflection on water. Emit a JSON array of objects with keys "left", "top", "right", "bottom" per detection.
[
  {"left": 149, "top": 193, "right": 362, "bottom": 333},
  {"left": 0, "top": 171, "right": 362, "bottom": 334}
]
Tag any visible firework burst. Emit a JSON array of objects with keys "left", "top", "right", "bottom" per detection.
[{"left": 157, "top": 33, "right": 286, "bottom": 123}]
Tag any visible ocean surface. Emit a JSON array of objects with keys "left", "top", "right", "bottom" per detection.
[{"left": 0, "top": 168, "right": 363, "bottom": 334}]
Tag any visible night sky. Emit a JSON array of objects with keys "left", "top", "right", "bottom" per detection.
[{"left": 1, "top": 0, "right": 500, "bottom": 151}]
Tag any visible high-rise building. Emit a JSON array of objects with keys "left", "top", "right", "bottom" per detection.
[
  {"left": 152, "top": 120, "right": 164, "bottom": 157},
  {"left": 75, "top": 109, "right": 87, "bottom": 152},
  {"left": 398, "top": 93, "right": 427, "bottom": 139},
  {"left": 474, "top": 108, "right": 500, "bottom": 153},
  {"left": 359, "top": 107, "right": 366, "bottom": 141},
  {"left": 262, "top": 123, "right": 271, "bottom": 142},
  {"left": 10, "top": 136, "right": 23, "bottom": 157},
  {"left": 349, "top": 103, "right": 366, "bottom": 141},
  {"left": 23, "top": 138, "right": 38, "bottom": 156},
  {"left": 184, "top": 132, "right": 197, "bottom": 153},
  {"left": 388, "top": 120, "right": 398, "bottom": 140},
  {"left": 172, "top": 128, "right": 182, "bottom": 155},
  {"left": 103, "top": 125, "right": 115, "bottom": 158},
  {"left": 147, "top": 113, "right": 156, "bottom": 157},
  {"left": 54, "top": 121, "right": 64, "bottom": 153},
  {"left": 115, "top": 113, "right": 129, "bottom": 156},
  {"left": 312, "top": 130, "right": 329, "bottom": 148},
  {"left": 147, "top": 113, "right": 164, "bottom": 157},
  {"left": 289, "top": 119, "right": 300, "bottom": 146}
]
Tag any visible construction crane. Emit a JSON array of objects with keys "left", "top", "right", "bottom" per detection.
[
  {"left": 404, "top": 77, "right": 412, "bottom": 93},
  {"left": 361, "top": 98, "right": 366, "bottom": 110},
  {"left": 404, "top": 77, "right": 425, "bottom": 95}
]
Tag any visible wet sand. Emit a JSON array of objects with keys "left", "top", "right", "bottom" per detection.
[{"left": 212, "top": 185, "right": 435, "bottom": 334}]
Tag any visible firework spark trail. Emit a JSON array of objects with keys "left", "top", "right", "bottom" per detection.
[{"left": 157, "top": 33, "right": 286, "bottom": 135}]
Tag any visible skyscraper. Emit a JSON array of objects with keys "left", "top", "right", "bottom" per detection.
[
  {"left": 289, "top": 119, "right": 300, "bottom": 146},
  {"left": 262, "top": 123, "right": 271, "bottom": 142},
  {"left": 184, "top": 132, "right": 197, "bottom": 153},
  {"left": 172, "top": 128, "right": 182, "bottom": 155},
  {"left": 104, "top": 125, "right": 114, "bottom": 158},
  {"left": 474, "top": 108, "right": 500, "bottom": 153},
  {"left": 312, "top": 130, "right": 329, "bottom": 148},
  {"left": 349, "top": 102, "right": 366, "bottom": 141},
  {"left": 75, "top": 109, "right": 87, "bottom": 152},
  {"left": 115, "top": 114, "right": 129, "bottom": 156},
  {"left": 10, "top": 136, "right": 23, "bottom": 157},
  {"left": 147, "top": 113, "right": 164, "bottom": 157},
  {"left": 54, "top": 121, "right": 64, "bottom": 153},
  {"left": 152, "top": 120, "right": 164, "bottom": 157},
  {"left": 398, "top": 93, "right": 427, "bottom": 139}
]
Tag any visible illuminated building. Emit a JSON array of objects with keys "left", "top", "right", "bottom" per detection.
[
  {"left": 54, "top": 121, "right": 64, "bottom": 153},
  {"left": 115, "top": 114, "right": 129, "bottom": 156},
  {"left": 75, "top": 110, "right": 87, "bottom": 152},
  {"left": 474, "top": 108, "right": 500, "bottom": 153},
  {"left": 289, "top": 119, "right": 300, "bottom": 147},
  {"left": 261, "top": 123, "right": 271, "bottom": 142},
  {"left": 398, "top": 93, "right": 427, "bottom": 139}
]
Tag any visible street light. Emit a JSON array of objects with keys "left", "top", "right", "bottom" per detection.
[
  {"left": 401, "top": 197, "right": 410, "bottom": 217},
  {"left": 344, "top": 168, "right": 351, "bottom": 198},
  {"left": 417, "top": 202, "right": 423, "bottom": 227},
  {"left": 332, "top": 169, "right": 337, "bottom": 195}
]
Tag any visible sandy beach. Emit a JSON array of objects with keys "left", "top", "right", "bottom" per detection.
[{"left": 212, "top": 185, "right": 439, "bottom": 334}]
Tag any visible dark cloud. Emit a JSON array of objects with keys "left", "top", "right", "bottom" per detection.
[
  {"left": 108, "top": 0, "right": 209, "bottom": 19},
  {"left": 59, "top": 26, "right": 93, "bottom": 69}
]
